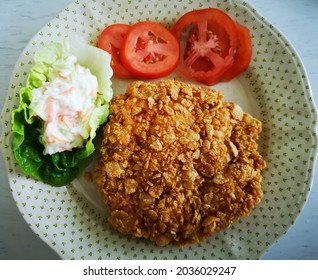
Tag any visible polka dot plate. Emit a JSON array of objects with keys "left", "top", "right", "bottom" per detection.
[{"left": 1, "top": 0, "right": 317, "bottom": 260}]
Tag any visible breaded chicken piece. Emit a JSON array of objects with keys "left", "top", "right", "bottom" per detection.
[{"left": 95, "top": 79, "right": 266, "bottom": 247}]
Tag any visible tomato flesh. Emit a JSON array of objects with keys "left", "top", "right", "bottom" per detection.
[
  {"left": 220, "top": 24, "right": 252, "bottom": 82},
  {"left": 98, "top": 24, "right": 133, "bottom": 79},
  {"left": 120, "top": 21, "right": 180, "bottom": 79},
  {"left": 172, "top": 8, "right": 239, "bottom": 86}
]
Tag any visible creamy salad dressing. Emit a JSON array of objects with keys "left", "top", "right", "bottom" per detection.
[{"left": 30, "top": 55, "right": 98, "bottom": 155}]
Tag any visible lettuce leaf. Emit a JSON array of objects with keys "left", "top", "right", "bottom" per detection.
[{"left": 11, "top": 38, "right": 113, "bottom": 186}]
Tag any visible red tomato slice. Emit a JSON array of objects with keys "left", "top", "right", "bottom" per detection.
[
  {"left": 120, "top": 21, "right": 180, "bottom": 79},
  {"left": 171, "top": 8, "right": 239, "bottom": 86},
  {"left": 98, "top": 24, "right": 134, "bottom": 79},
  {"left": 220, "top": 24, "right": 252, "bottom": 82}
]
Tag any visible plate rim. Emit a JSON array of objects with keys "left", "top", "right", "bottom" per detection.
[{"left": 1, "top": 0, "right": 318, "bottom": 260}]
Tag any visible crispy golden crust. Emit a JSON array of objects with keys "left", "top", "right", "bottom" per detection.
[{"left": 95, "top": 80, "right": 266, "bottom": 247}]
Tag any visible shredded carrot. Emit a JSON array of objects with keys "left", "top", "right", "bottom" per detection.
[
  {"left": 62, "top": 86, "right": 74, "bottom": 95},
  {"left": 82, "top": 105, "right": 94, "bottom": 122}
]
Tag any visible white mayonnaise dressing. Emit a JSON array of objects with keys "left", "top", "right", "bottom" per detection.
[{"left": 30, "top": 55, "right": 98, "bottom": 155}]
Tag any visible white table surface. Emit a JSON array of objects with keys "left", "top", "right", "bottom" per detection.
[{"left": 0, "top": 0, "right": 317, "bottom": 260}]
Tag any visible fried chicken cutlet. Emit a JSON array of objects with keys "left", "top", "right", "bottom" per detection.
[{"left": 95, "top": 79, "right": 266, "bottom": 247}]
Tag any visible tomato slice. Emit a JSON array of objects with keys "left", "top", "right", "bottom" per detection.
[
  {"left": 171, "top": 8, "right": 239, "bottom": 86},
  {"left": 120, "top": 21, "right": 180, "bottom": 79},
  {"left": 98, "top": 24, "right": 134, "bottom": 79},
  {"left": 220, "top": 24, "right": 252, "bottom": 82}
]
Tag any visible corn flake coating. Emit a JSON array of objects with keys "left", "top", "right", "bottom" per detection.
[{"left": 95, "top": 80, "right": 266, "bottom": 247}]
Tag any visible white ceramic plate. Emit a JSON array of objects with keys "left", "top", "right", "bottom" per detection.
[{"left": 1, "top": 0, "right": 317, "bottom": 260}]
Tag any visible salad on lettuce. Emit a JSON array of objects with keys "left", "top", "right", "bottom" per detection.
[{"left": 11, "top": 37, "right": 113, "bottom": 186}]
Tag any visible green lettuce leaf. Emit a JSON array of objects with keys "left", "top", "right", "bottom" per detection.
[{"left": 11, "top": 38, "right": 113, "bottom": 186}]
